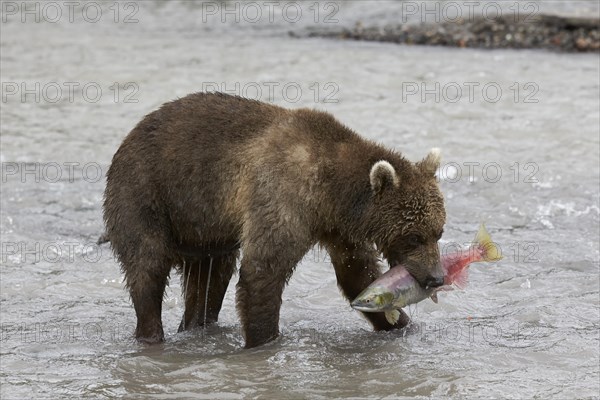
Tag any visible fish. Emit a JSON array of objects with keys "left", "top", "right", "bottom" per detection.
[{"left": 350, "top": 223, "right": 502, "bottom": 324}]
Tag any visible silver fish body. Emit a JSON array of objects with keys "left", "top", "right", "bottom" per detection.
[
  {"left": 389, "top": 276, "right": 432, "bottom": 309},
  {"left": 351, "top": 265, "right": 433, "bottom": 312}
]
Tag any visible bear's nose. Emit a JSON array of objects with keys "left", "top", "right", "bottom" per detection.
[{"left": 425, "top": 275, "right": 444, "bottom": 289}]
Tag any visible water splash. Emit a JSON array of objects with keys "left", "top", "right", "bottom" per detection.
[
  {"left": 204, "top": 257, "right": 213, "bottom": 329},
  {"left": 182, "top": 259, "right": 190, "bottom": 331},
  {"left": 197, "top": 258, "right": 202, "bottom": 330}
]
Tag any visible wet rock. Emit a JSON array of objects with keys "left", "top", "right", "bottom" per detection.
[{"left": 304, "top": 14, "right": 600, "bottom": 53}]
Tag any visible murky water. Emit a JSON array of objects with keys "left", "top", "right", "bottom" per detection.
[{"left": 1, "top": 1, "right": 599, "bottom": 399}]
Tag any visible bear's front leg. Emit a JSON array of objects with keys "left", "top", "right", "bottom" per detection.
[
  {"left": 236, "top": 253, "right": 297, "bottom": 348},
  {"left": 324, "top": 238, "right": 410, "bottom": 331},
  {"left": 235, "top": 213, "right": 311, "bottom": 348}
]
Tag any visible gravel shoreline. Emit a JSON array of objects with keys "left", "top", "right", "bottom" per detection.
[{"left": 302, "top": 14, "right": 600, "bottom": 52}]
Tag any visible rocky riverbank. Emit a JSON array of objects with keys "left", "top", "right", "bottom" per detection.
[{"left": 302, "top": 14, "right": 600, "bottom": 52}]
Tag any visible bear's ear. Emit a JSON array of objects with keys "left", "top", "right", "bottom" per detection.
[
  {"left": 370, "top": 160, "right": 399, "bottom": 194},
  {"left": 419, "top": 148, "right": 441, "bottom": 177}
]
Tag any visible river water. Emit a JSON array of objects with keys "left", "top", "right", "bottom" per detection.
[{"left": 1, "top": 1, "right": 599, "bottom": 399}]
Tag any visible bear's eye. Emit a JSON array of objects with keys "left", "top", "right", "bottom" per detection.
[{"left": 407, "top": 234, "right": 424, "bottom": 247}]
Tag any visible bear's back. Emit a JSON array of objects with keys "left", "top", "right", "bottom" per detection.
[{"left": 133, "top": 92, "right": 284, "bottom": 144}]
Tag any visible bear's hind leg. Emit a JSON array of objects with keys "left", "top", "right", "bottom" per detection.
[
  {"left": 125, "top": 255, "right": 172, "bottom": 344},
  {"left": 323, "top": 238, "right": 410, "bottom": 330},
  {"left": 178, "top": 252, "right": 237, "bottom": 332}
]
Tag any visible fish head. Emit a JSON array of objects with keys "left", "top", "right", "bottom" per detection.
[{"left": 351, "top": 287, "right": 395, "bottom": 312}]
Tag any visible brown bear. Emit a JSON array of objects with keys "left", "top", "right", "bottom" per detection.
[{"left": 103, "top": 92, "right": 446, "bottom": 348}]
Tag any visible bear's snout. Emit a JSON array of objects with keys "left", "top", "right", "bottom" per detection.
[{"left": 424, "top": 274, "right": 445, "bottom": 289}]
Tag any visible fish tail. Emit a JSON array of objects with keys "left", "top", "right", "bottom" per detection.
[
  {"left": 474, "top": 223, "right": 502, "bottom": 262},
  {"left": 453, "top": 268, "right": 469, "bottom": 289}
]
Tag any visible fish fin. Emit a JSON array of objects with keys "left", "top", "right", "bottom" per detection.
[
  {"left": 474, "top": 223, "right": 503, "bottom": 262},
  {"left": 453, "top": 268, "right": 469, "bottom": 290},
  {"left": 385, "top": 310, "right": 401, "bottom": 325},
  {"left": 430, "top": 292, "right": 438, "bottom": 304}
]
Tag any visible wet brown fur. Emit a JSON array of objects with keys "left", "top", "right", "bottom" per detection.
[{"left": 103, "top": 92, "right": 445, "bottom": 348}]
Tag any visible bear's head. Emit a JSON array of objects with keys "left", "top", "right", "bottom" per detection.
[{"left": 368, "top": 148, "right": 446, "bottom": 289}]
